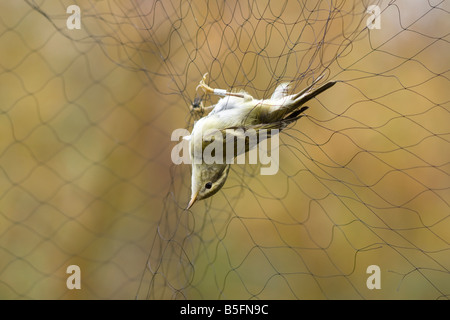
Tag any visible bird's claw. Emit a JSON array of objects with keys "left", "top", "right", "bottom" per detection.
[{"left": 196, "top": 73, "right": 214, "bottom": 94}]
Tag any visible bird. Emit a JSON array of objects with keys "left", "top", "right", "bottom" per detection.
[{"left": 185, "top": 73, "right": 336, "bottom": 209}]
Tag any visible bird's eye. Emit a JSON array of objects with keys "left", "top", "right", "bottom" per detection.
[{"left": 205, "top": 182, "right": 212, "bottom": 189}]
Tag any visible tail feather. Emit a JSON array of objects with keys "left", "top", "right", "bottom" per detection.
[
  {"left": 284, "top": 106, "right": 309, "bottom": 120},
  {"left": 289, "top": 80, "right": 336, "bottom": 112},
  {"left": 277, "top": 106, "right": 309, "bottom": 129},
  {"left": 267, "top": 79, "right": 336, "bottom": 122}
]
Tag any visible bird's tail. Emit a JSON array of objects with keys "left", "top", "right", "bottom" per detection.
[
  {"left": 266, "top": 76, "right": 336, "bottom": 124},
  {"left": 289, "top": 77, "right": 337, "bottom": 113},
  {"left": 270, "top": 78, "right": 337, "bottom": 128}
]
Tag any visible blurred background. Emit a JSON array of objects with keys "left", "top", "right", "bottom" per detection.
[{"left": 0, "top": 0, "right": 448, "bottom": 299}]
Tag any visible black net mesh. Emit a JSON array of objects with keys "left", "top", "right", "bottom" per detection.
[{"left": 0, "top": 0, "right": 448, "bottom": 299}]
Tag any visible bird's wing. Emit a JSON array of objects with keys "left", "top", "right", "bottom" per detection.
[{"left": 211, "top": 106, "right": 308, "bottom": 159}]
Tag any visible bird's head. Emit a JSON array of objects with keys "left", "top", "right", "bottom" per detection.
[{"left": 187, "top": 163, "right": 230, "bottom": 209}]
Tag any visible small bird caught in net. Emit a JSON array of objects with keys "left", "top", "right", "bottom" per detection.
[{"left": 0, "top": 0, "right": 448, "bottom": 300}]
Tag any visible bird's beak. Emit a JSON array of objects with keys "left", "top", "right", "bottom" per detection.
[{"left": 186, "top": 191, "right": 199, "bottom": 210}]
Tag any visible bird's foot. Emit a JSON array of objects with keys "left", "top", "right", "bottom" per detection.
[{"left": 196, "top": 73, "right": 214, "bottom": 94}]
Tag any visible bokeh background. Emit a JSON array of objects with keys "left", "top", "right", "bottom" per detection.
[{"left": 0, "top": 0, "right": 448, "bottom": 299}]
